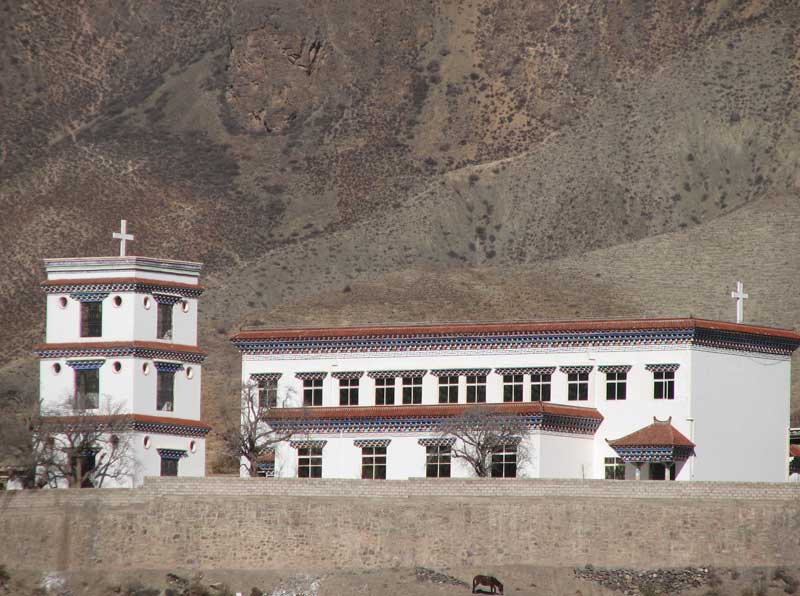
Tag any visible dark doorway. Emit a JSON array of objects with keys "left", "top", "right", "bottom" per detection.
[{"left": 650, "top": 462, "right": 676, "bottom": 481}]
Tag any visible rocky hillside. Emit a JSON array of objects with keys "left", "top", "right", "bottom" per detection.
[{"left": 1, "top": 0, "right": 799, "bottom": 467}]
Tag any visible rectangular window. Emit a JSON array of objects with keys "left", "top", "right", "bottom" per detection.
[
  {"left": 605, "top": 372, "right": 627, "bottom": 400},
  {"left": 361, "top": 446, "right": 387, "bottom": 479},
  {"left": 466, "top": 375, "right": 487, "bottom": 403},
  {"left": 402, "top": 377, "right": 422, "bottom": 405},
  {"left": 530, "top": 373, "right": 551, "bottom": 402},
  {"left": 339, "top": 378, "right": 359, "bottom": 406},
  {"left": 303, "top": 378, "right": 323, "bottom": 406},
  {"left": 157, "top": 302, "right": 173, "bottom": 339},
  {"left": 491, "top": 444, "right": 517, "bottom": 478},
  {"left": 257, "top": 378, "right": 278, "bottom": 408},
  {"left": 503, "top": 374, "right": 524, "bottom": 402},
  {"left": 71, "top": 452, "right": 97, "bottom": 487},
  {"left": 604, "top": 457, "right": 625, "bottom": 480},
  {"left": 425, "top": 445, "right": 451, "bottom": 478},
  {"left": 438, "top": 376, "right": 459, "bottom": 404},
  {"left": 74, "top": 368, "right": 99, "bottom": 410},
  {"left": 157, "top": 371, "right": 175, "bottom": 411},
  {"left": 654, "top": 371, "right": 675, "bottom": 400},
  {"left": 375, "top": 377, "right": 395, "bottom": 405},
  {"left": 567, "top": 372, "right": 589, "bottom": 401},
  {"left": 160, "top": 457, "right": 178, "bottom": 477},
  {"left": 298, "top": 446, "right": 322, "bottom": 478},
  {"left": 80, "top": 302, "right": 102, "bottom": 338}
]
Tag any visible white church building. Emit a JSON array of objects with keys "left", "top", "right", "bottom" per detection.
[
  {"left": 35, "top": 222, "right": 209, "bottom": 487},
  {"left": 232, "top": 317, "right": 800, "bottom": 482}
]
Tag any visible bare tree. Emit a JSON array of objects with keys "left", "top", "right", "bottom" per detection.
[
  {"left": 219, "top": 382, "right": 302, "bottom": 477},
  {"left": 0, "top": 392, "right": 43, "bottom": 489},
  {"left": 37, "top": 395, "right": 136, "bottom": 488},
  {"left": 438, "top": 406, "right": 531, "bottom": 477}
]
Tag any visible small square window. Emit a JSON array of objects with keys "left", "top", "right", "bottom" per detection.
[
  {"left": 605, "top": 372, "right": 627, "bottom": 400},
  {"left": 402, "top": 377, "right": 422, "bottom": 404},
  {"left": 491, "top": 444, "right": 517, "bottom": 478},
  {"left": 530, "top": 373, "right": 551, "bottom": 402},
  {"left": 160, "top": 457, "right": 178, "bottom": 477},
  {"left": 604, "top": 457, "right": 625, "bottom": 480},
  {"left": 654, "top": 371, "right": 675, "bottom": 400},
  {"left": 567, "top": 372, "right": 589, "bottom": 401},
  {"left": 303, "top": 378, "right": 323, "bottom": 406},
  {"left": 375, "top": 377, "right": 395, "bottom": 405},
  {"left": 438, "top": 376, "right": 459, "bottom": 404},
  {"left": 339, "top": 378, "right": 359, "bottom": 406},
  {"left": 503, "top": 374, "right": 523, "bottom": 402},
  {"left": 361, "top": 446, "right": 387, "bottom": 479},
  {"left": 466, "top": 374, "right": 486, "bottom": 403},
  {"left": 258, "top": 378, "right": 278, "bottom": 408},
  {"left": 298, "top": 446, "right": 322, "bottom": 478},
  {"left": 425, "top": 445, "right": 451, "bottom": 478}
]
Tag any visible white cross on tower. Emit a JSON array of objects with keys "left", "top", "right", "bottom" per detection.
[
  {"left": 730, "top": 281, "right": 748, "bottom": 324},
  {"left": 112, "top": 219, "right": 134, "bottom": 256}
]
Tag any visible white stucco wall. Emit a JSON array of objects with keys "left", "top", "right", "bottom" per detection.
[
  {"left": 691, "top": 348, "right": 790, "bottom": 482},
  {"left": 537, "top": 432, "right": 594, "bottom": 479}
]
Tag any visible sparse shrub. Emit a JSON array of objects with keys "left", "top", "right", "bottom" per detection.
[
  {"left": 0, "top": 564, "right": 9, "bottom": 588},
  {"left": 774, "top": 568, "right": 799, "bottom": 594}
]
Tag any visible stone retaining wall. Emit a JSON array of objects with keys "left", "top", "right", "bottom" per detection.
[{"left": 1, "top": 478, "right": 798, "bottom": 572}]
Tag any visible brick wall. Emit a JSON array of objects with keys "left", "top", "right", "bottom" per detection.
[{"left": 1, "top": 478, "right": 798, "bottom": 572}]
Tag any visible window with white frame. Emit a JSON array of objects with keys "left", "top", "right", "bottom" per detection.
[
  {"left": 438, "top": 375, "right": 459, "bottom": 404},
  {"left": 257, "top": 378, "right": 278, "bottom": 408},
  {"left": 466, "top": 374, "right": 487, "bottom": 403},
  {"left": 530, "top": 373, "right": 551, "bottom": 402},
  {"left": 339, "top": 378, "right": 359, "bottom": 406},
  {"left": 605, "top": 457, "right": 625, "bottom": 479},
  {"left": 375, "top": 377, "right": 395, "bottom": 405},
  {"left": 502, "top": 374, "right": 523, "bottom": 402},
  {"left": 567, "top": 372, "right": 589, "bottom": 401},
  {"left": 654, "top": 371, "right": 675, "bottom": 400},
  {"left": 491, "top": 444, "right": 517, "bottom": 478},
  {"left": 425, "top": 445, "right": 451, "bottom": 478},
  {"left": 361, "top": 446, "right": 387, "bottom": 479},
  {"left": 605, "top": 372, "right": 627, "bottom": 400},
  {"left": 402, "top": 376, "right": 422, "bottom": 404},
  {"left": 303, "top": 378, "right": 323, "bottom": 406},
  {"left": 297, "top": 446, "right": 322, "bottom": 478}
]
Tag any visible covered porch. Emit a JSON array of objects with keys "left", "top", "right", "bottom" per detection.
[{"left": 607, "top": 417, "right": 695, "bottom": 480}]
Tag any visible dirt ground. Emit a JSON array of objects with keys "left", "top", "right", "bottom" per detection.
[{"left": 3, "top": 565, "right": 799, "bottom": 596}]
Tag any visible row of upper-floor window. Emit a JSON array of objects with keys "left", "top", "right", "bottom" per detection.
[
  {"left": 254, "top": 367, "right": 677, "bottom": 408},
  {"left": 56, "top": 295, "right": 189, "bottom": 340}
]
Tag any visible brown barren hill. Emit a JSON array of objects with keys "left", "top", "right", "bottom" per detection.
[{"left": 1, "top": 0, "right": 799, "bottom": 469}]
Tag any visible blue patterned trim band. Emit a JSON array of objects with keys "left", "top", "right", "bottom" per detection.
[
  {"left": 157, "top": 448, "right": 187, "bottom": 460},
  {"left": 353, "top": 439, "right": 391, "bottom": 448},
  {"left": 154, "top": 361, "right": 184, "bottom": 373},
  {"left": 69, "top": 292, "right": 109, "bottom": 302},
  {"left": 66, "top": 359, "right": 105, "bottom": 370}
]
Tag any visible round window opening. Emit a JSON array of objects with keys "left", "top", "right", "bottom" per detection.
[
  {"left": 181, "top": 300, "right": 190, "bottom": 313},
  {"left": 58, "top": 296, "right": 68, "bottom": 309},
  {"left": 142, "top": 362, "right": 151, "bottom": 375},
  {"left": 189, "top": 440, "right": 197, "bottom": 453},
  {"left": 143, "top": 436, "right": 151, "bottom": 449},
  {"left": 112, "top": 361, "right": 122, "bottom": 373},
  {"left": 52, "top": 363, "right": 62, "bottom": 375},
  {"left": 112, "top": 295, "right": 122, "bottom": 308},
  {"left": 143, "top": 296, "right": 151, "bottom": 310},
  {"left": 186, "top": 367, "right": 194, "bottom": 380}
]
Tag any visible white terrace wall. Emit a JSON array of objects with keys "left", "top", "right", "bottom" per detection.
[{"left": 1, "top": 478, "right": 799, "bottom": 572}]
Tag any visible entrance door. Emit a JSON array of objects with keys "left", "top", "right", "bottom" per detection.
[{"left": 650, "top": 462, "right": 676, "bottom": 481}]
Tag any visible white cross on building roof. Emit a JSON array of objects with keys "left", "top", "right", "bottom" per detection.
[
  {"left": 112, "top": 219, "right": 134, "bottom": 256},
  {"left": 730, "top": 280, "right": 748, "bottom": 324}
]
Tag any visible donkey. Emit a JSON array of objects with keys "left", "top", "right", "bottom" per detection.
[{"left": 472, "top": 575, "right": 504, "bottom": 594}]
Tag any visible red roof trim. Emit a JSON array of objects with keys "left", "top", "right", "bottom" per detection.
[
  {"left": 266, "top": 402, "right": 603, "bottom": 421},
  {"left": 41, "top": 414, "right": 210, "bottom": 430},
  {"left": 608, "top": 418, "right": 695, "bottom": 448},
  {"left": 42, "top": 277, "right": 203, "bottom": 291},
  {"left": 232, "top": 318, "right": 800, "bottom": 342},
  {"left": 35, "top": 341, "right": 206, "bottom": 356}
]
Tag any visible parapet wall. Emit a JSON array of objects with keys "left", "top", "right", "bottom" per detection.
[{"left": 1, "top": 478, "right": 798, "bottom": 572}]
